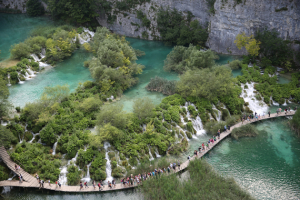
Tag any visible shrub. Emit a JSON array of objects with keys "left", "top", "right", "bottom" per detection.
[
  {"left": 231, "top": 124, "right": 259, "bottom": 140},
  {"left": 26, "top": 0, "right": 45, "bottom": 16}
]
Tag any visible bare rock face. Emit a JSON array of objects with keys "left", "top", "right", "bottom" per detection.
[
  {"left": 96, "top": 0, "right": 209, "bottom": 40},
  {"left": 208, "top": 0, "right": 300, "bottom": 55},
  {"left": 0, "top": 0, "right": 28, "bottom": 13},
  {"left": 97, "top": 0, "right": 300, "bottom": 55}
]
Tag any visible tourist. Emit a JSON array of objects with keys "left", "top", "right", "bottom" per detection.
[
  {"left": 255, "top": 114, "right": 258, "bottom": 121},
  {"left": 48, "top": 179, "right": 51, "bottom": 186},
  {"left": 206, "top": 142, "right": 210, "bottom": 149},
  {"left": 202, "top": 143, "right": 205, "bottom": 150},
  {"left": 80, "top": 181, "right": 83, "bottom": 190},
  {"left": 41, "top": 180, "right": 44, "bottom": 188},
  {"left": 288, "top": 107, "right": 291, "bottom": 113},
  {"left": 198, "top": 146, "right": 202, "bottom": 153},
  {"left": 228, "top": 125, "right": 230, "bottom": 131},
  {"left": 167, "top": 166, "right": 170, "bottom": 173},
  {"left": 98, "top": 182, "right": 102, "bottom": 191},
  {"left": 262, "top": 112, "right": 265, "bottom": 118},
  {"left": 276, "top": 108, "right": 279, "bottom": 116},
  {"left": 279, "top": 108, "right": 282, "bottom": 114},
  {"left": 19, "top": 173, "right": 23, "bottom": 183},
  {"left": 285, "top": 108, "right": 287, "bottom": 114},
  {"left": 188, "top": 155, "right": 190, "bottom": 161},
  {"left": 56, "top": 180, "right": 58, "bottom": 189},
  {"left": 100, "top": 180, "right": 104, "bottom": 188},
  {"left": 84, "top": 181, "right": 89, "bottom": 188},
  {"left": 35, "top": 174, "right": 39, "bottom": 182},
  {"left": 177, "top": 161, "right": 180, "bottom": 170},
  {"left": 93, "top": 180, "right": 96, "bottom": 189},
  {"left": 224, "top": 125, "right": 227, "bottom": 132},
  {"left": 217, "top": 131, "right": 220, "bottom": 139},
  {"left": 58, "top": 180, "right": 61, "bottom": 188},
  {"left": 17, "top": 165, "right": 20, "bottom": 170},
  {"left": 173, "top": 162, "right": 176, "bottom": 171},
  {"left": 15, "top": 164, "right": 18, "bottom": 171},
  {"left": 268, "top": 111, "right": 270, "bottom": 117},
  {"left": 108, "top": 181, "right": 112, "bottom": 189},
  {"left": 112, "top": 179, "right": 116, "bottom": 188}
]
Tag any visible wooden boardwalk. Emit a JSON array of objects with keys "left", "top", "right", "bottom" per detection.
[{"left": 0, "top": 111, "right": 296, "bottom": 193}]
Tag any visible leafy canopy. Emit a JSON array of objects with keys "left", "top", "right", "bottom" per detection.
[{"left": 234, "top": 32, "right": 261, "bottom": 56}]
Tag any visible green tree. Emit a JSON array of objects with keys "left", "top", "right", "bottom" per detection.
[
  {"left": 234, "top": 32, "right": 261, "bottom": 56},
  {"left": 176, "top": 66, "right": 235, "bottom": 100},
  {"left": 0, "top": 126, "right": 18, "bottom": 149},
  {"left": 0, "top": 79, "right": 12, "bottom": 119},
  {"left": 133, "top": 97, "right": 155, "bottom": 120},
  {"left": 48, "top": 0, "right": 100, "bottom": 24},
  {"left": 164, "top": 45, "right": 217, "bottom": 74},
  {"left": 96, "top": 103, "right": 128, "bottom": 130},
  {"left": 26, "top": 0, "right": 45, "bottom": 17},
  {"left": 97, "top": 123, "right": 124, "bottom": 143},
  {"left": 41, "top": 85, "right": 70, "bottom": 106}
]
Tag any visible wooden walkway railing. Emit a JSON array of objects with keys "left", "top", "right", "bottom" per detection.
[{"left": 0, "top": 111, "right": 296, "bottom": 192}]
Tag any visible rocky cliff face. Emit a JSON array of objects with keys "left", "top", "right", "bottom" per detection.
[
  {"left": 208, "top": 0, "right": 300, "bottom": 55},
  {"left": 0, "top": 0, "right": 28, "bottom": 13},
  {"left": 97, "top": 0, "right": 300, "bottom": 55}
]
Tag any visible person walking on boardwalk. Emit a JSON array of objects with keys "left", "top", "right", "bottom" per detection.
[
  {"left": 288, "top": 107, "right": 291, "bottom": 113},
  {"left": 167, "top": 166, "right": 170, "bottom": 173},
  {"left": 48, "top": 179, "right": 51, "bottom": 186},
  {"left": 93, "top": 180, "right": 96, "bottom": 189},
  {"left": 177, "top": 160, "right": 180, "bottom": 170},
  {"left": 188, "top": 155, "right": 190, "bottom": 161},
  {"left": 58, "top": 180, "right": 61, "bottom": 188},
  {"left": 228, "top": 125, "right": 230, "bottom": 131},
  {"left": 268, "top": 111, "right": 270, "bottom": 117},
  {"left": 224, "top": 125, "right": 227, "bottom": 132},
  {"left": 80, "top": 181, "right": 83, "bottom": 190},
  {"left": 202, "top": 142, "right": 205, "bottom": 150},
  {"left": 173, "top": 162, "right": 176, "bottom": 171},
  {"left": 98, "top": 182, "right": 102, "bottom": 191},
  {"left": 84, "top": 181, "right": 89, "bottom": 188},
  {"left": 217, "top": 129, "right": 220, "bottom": 139},
  {"left": 19, "top": 173, "right": 23, "bottom": 183},
  {"left": 35, "top": 174, "right": 39, "bottom": 182},
  {"left": 112, "top": 179, "right": 116, "bottom": 188}
]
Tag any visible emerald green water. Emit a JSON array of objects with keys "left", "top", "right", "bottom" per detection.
[
  {"left": 8, "top": 49, "right": 93, "bottom": 107},
  {"left": 203, "top": 118, "right": 300, "bottom": 200},
  {"left": 0, "top": 13, "right": 53, "bottom": 61}
]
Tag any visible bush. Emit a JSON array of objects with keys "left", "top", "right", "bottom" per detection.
[
  {"left": 26, "top": 0, "right": 45, "bottom": 16},
  {"left": 231, "top": 124, "right": 259, "bottom": 140},
  {"left": 67, "top": 165, "right": 81, "bottom": 185},
  {"left": 229, "top": 60, "right": 242, "bottom": 69},
  {"left": 146, "top": 76, "right": 177, "bottom": 95}
]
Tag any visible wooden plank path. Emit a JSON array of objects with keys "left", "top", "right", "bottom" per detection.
[{"left": 0, "top": 111, "right": 296, "bottom": 193}]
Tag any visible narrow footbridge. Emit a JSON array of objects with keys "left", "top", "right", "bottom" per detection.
[{"left": 0, "top": 111, "right": 295, "bottom": 192}]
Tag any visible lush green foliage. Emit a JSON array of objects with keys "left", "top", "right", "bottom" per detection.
[
  {"left": 229, "top": 60, "right": 242, "bottom": 70},
  {"left": 255, "top": 29, "right": 295, "bottom": 68},
  {"left": 67, "top": 165, "right": 81, "bottom": 185},
  {"left": 176, "top": 66, "right": 236, "bottom": 101},
  {"left": 136, "top": 11, "right": 151, "bottom": 28},
  {"left": 0, "top": 164, "right": 10, "bottom": 181},
  {"left": 146, "top": 76, "right": 177, "bottom": 95},
  {"left": 142, "top": 159, "right": 254, "bottom": 200},
  {"left": 10, "top": 26, "right": 79, "bottom": 64},
  {"left": 231, "top": 124, "right": 259, "bottom": 140},
  {"left": 0, "top": 78, "right": 11, "bottom": 118},
  {"left": 0, "top": 126, "right": 18, "bottom": 149},
  {"left": 237, "top": 64, "right": 300, "bottom": 105},
  {"left": 87, "top": 27, "right": 144, "bottom": 97},
  {"left": 48, "top": 0, "right": 100, "bottom": 24},
  {"left": 157, "top": 8, "right": 208, "bottom": 46},
  {"left": 10, "top": 142, "right": 61, "bottom": 182},
  {"left": 26, "top": 0, "right": 45, "bottom": 17},
  {"left": 164, "top": 45, "right": 218, "bottom": 74},
  {"left": 133, "top": 97, "right": 155, "bottom": 120}
]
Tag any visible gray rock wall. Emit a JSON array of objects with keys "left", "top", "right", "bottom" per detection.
[
  {"left": 97, "top": 0, "right": 300, "bottom": 55},
  {"left": 208, "top": 0, "right": 300, "bottom": 55},
  {"left": 96, "top": 0, "right": 209, "bottom": 40},
  {"left": 0, "top": 0, "right": 28, "bottom": 13}
]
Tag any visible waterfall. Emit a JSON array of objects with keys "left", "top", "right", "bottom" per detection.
[
  {"left": 52, "top": 141, "right": 58, "bottom": 155},
  {"left": 7, "top": 74, "right": 11, "bottom": 86},
  {"left": 142, "top": 124, "right": 147, "bottom": 132},
  {"left": 270, "top": 96, "right": 279, "bottom": 106},
  {"left": 212, "top": 105, "right": 221, "bottom": 121},
  {"left": 191, "top": 116, "right": 205, "bottom": 135},
  {"left": 40, "top": 48, "right": 46, "bottom": 59},
  {"left": 81, "top": 162, "right": 92, "bottom": 183},
  {"left": 59, "top": 166, "right": 68, "bottom": 185},
  {"left": 78, "top": 28, "right": 95, "bottom": 44},
  {"left": 282, "top": 99, "right": 287, "bottom": 106},
  {"left": 17, "top": 77, "right": 24, "bottom": 84},
  {"left": 154, "top": 148, "right": 161, "bottom": 158},
  {"left": 240, "top": 82, "right": 268, "bottom": 115},
  {"left": 104, "top": 142, "right": 113, "bottom": 183},
  {"left": 27, "top": 67, "right": 36, "bottom": 77},
  {"left": 148, "top": 146, "right": 154, "bottom": 161},
  {"left": 31, "top": 54, "right": 40, "bottom": 62},
  {"left": 222, "top": 104, "right": 231, "bottom": 117},
  {"left": 29, "top": 132, "right": 39, "bottom": 143},
  {"left": 1, "top": 120, "right": 8, "bottom": 126},
  {"left": 2, "top": 174, "right": 16, "bottom": 194}
]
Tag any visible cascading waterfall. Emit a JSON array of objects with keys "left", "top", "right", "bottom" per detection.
[
  {"left": 240, "top": 82, "right": 268, "bottom": 115},
  {"left": 270, "top": 96, "right": 279, "bottom": 106},
  {"left": 2, "top": 174, "right": 16, "bottom": 194},
  {"left": 154, "top": 147, "right": 161, "bottom": 158},
  {"left": 78, "top": 28, "right": 95, "bottom": 44},
  {"left": 29, "top": 132, "right": 39, "bottom": 143},
  {"left": 26, "top": 67, "right": 36, "bottom": 77},
  {"left": 282, "top": 99, "right": 287, "bottom": 106},
  {"left": 7, "top": 74, "right": 11, "bottom": 86},
  {"left": 148, "top": 146, "right": 154, "bottom": 161},
  {"left": 81, "top": 162, "right": 92, "bottom": 183},
  {"left": 17, "top": 76, "right": 24, "bottom": 84},
  {"left": 52, "top": 139, "right": 59, "bottom": 155},
  {"left": 104, "top": 142, "right": 113, "bottom": 183},
  {"left": 59, "top": 151, "right": 79, "bottom": 185},
  {"left": 212, "top": 105, "right": 221, "bottom": 121}
]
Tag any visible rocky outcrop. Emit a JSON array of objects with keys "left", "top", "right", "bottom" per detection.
[
  {"left": 96, "top": 0, "right": 209, "bottom": 40},
  {"left": 97, "top": 0, "right": 300, "bottom": 55},
  {"left": 0, "top": 0, "right": 28, "bottom": 13},
  {"left": 208, "top": 0, "right": 300, "bottom": 55}
]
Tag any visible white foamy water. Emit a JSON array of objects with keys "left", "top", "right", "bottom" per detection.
[
  {"left": 148, "top": 146, "right": 154, "bottom": 161},
  {"left": 81, "top": 162, "right": 92, "bottom": 183},
  {"left": 240, "top": 82, "right": 268, "bottom": 115},
  {"left": 104, "top": 142, "right": 113, "bottom": 183},
  {"left": 212, "top": 105, "right": 221, "bottom": 121}
]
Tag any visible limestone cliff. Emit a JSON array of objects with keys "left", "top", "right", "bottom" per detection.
[
  {"left": 97, "top": 0, "right": 300, "bottom": 55},
  {"left": 0, "top": 0, "right": 28, "bottom": 13}
]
